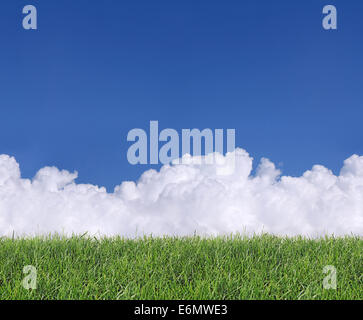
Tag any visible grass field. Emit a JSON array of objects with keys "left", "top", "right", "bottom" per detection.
[{"left": 0, "top": 235, "right": 361, "bottom": 300}]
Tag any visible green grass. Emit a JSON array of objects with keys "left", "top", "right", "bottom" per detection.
[{"left": 0, "top": 235, "right": 361, "bottom": 300}]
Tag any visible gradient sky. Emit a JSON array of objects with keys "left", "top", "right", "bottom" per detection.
[{"left": 0, "top": 0, "right": 362, "bottom": 191}]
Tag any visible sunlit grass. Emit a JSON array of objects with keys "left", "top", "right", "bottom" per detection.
[{"left": 0, "top": 234, "right": 361, "bottom": 299}]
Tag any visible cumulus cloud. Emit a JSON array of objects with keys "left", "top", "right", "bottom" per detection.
[{"left": 0, "top": 149, "right": 362, "bottom": 237}]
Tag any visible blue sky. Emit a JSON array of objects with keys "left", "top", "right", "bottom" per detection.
[{"left": 0, "top": 0, "right": 362, "bottom": 191}]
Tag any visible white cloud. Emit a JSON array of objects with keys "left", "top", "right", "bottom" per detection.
[{"left": 0, "top": 149, "right": 362, "bottom": 237}]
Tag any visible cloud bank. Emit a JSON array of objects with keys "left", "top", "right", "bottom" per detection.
[{"left": 0, "top": 149, "right": 362, "bottom": 237}]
